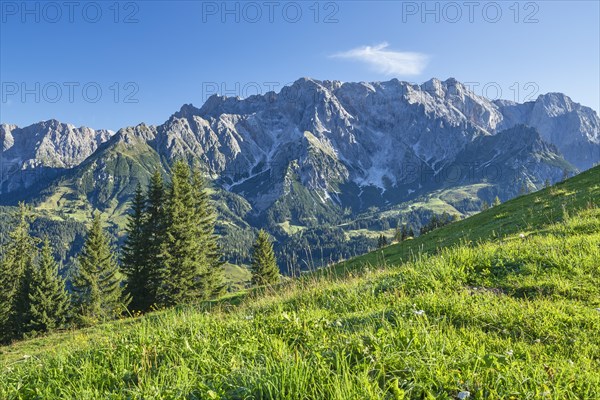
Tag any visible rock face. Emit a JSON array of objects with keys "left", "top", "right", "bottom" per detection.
[
  {"left": 0, "top": 120, "right": 113, "bottom": 193},
  {"left": 1, "top": 77, "right": 598, "bottom": 220},
  {"left": 495, "top": 93, "right": 600, "bottom": 170}
]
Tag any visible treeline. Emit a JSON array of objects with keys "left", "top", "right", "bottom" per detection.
[
  {"left": 1, "top": 160, "right": 281, "bottom": 343},
  {"left": 419, "top": 212, "right": 459, "bottom": 235}
]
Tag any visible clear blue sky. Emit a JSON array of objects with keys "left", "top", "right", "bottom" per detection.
[{"left": 1, "top": 0, "right": 598, "bottom": 131}]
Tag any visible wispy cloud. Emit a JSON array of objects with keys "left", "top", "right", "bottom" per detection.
[{"left": 330, "top": 42, "right": 429, "bottom": 76}]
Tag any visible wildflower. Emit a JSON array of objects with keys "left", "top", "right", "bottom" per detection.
[
  {"left": 506, "top": 349, "right": 514, "bottom": 356},
  {"left": 414, "top": 310, "right": 425, "bottom": 316},
  {"left": 458, "top": 391, "right": 470, "bottom": 399},
  {"left": 244, "top": 315, "right": 254, "bottom": 320},
  {"left": 519, "top": 233, "right": 525, "bottom": 239},
  {"left": 595, "top": 308, "right": 600, "bottom": 313}
]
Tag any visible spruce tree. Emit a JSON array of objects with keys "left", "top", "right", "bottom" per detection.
[
  {"left": 72, "top": 212, "right": 128, "bottom": 323},
  {"left": 519, "top": 182, "right": 528, "bottom": 196},
  {"left": 121, "top": 183, "right": 150, "bottom": 311},
  {"left": 393, "top": 222, "right": 402, "bottom": 242},
  {"left": 159, "top": 161, "right": 206, "bottom": 306},
  {"left": 0, "top": 203, "right": 38, "bottom": 340},
  {"left": 377, "top": 234, "right": 388, "bottom": 248},
  {"left": 192, "top": 168, "right": 225, "bottom": 299},
  {"left": 159, "top": 162, "right": 225, "bottom": 306},
  {"left": 493, "top": 196, "right": 501, "bottom": 207},
  {"left": 27, "top": 238, "right": 71, "bottom": 335},
  {"left": 143, "top": 169, "right": 167, "bottom": 308},
  {"left": 250, "top": 229, "right": 280, "bottom": 286},
  {"left": 401, "top": 225, "right": 409, "bottom": 241},
  {"left": 481, "top": 200, "right": 490, "bottom": 211}
]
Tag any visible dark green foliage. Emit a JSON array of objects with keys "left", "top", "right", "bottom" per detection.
[
  {"left": 27, "top": 238, "right": 71, "bottom": 335},
  {"left": 394, "top": 222, "right": 410, "bottom": 242},
  {"left": 72, "top": 213, "right": 128, "bottom": 323},
  {"left": 192, "top": 169, "right": 225, "bottom": 299},
  {"left": 481, "top": 200, "right": 490, "bottom": 211},
  {"left": 250, "top": 230, "right": 280, "bottom": 286},
  {"left": 159, "top": 161, "right": 223, "bottom": 306},
  {"left": 0, "top": 204, "right": 38, "bottom": 341},
  {"left": 377, "top": 234, "right": 388, "bottom": 248},
  {"left": 420, "top": 212, "right": 457, "bottom": 235},
  {"left": 518, "top": 182, "right": 528, "bottom": 196},
  {"left": 121, "top": 184, "right": 151, "bottom": 312},
  {"left": 142, "top": 170, "right": 167, "bottom": 308}
]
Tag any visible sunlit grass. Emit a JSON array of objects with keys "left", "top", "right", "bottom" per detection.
[{"left": 2, "top": 199, "right": 600, "bottom": 398}]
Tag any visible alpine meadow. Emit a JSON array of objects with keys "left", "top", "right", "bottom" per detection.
[{"left": 1, "top": 1, "right": 599, "bottom": 399}]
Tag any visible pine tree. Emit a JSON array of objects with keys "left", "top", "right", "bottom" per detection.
[
  {"left": 159, "top": 161, "right": 206, "bottom": 306},
  {"left": 394, "top": 223, "right": 401, "bottom": 242},
  {"left": 0, "top": 203, "right": 38, "bottom": 340},
  {"left": 143, "top": 169, "right": 167, "bottom": 308},
  {"left": 519, "top": 182, "right": 527, "bottom": 196},
  {"left": 250, "top": 230, "right": 280, "bottom": 286},
  {"left": 481, "top": 200, "right": 490, "bottom": 211},
  {"left": 493, "top": 196, "right": 501, "bottom": 207},
  {"left": 27, "top": 238, "right": 71, "bottom": 335},
  {"left": 72, "top": 212, "right": 128, "bottom": 323},
  {"left": 121, "top": 183, "right": 150, "bottom": 311},
  {"left": 401, "top": 225, "right": 408, "bottom": 241},
  {"left": 377, "top": 234, "right": 388, "bottom": 248},
  {"left": 192, "top": 168, "right": 225, "bottom": 299}
]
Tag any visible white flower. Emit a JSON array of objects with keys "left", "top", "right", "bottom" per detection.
[
  {"left": 458, "top": 391, "right": 470, "bottom": 399},
  {"left": 595, "top": 308, "right": 600, "bottom": 313},
  {"left": 519, "top": 233, "right": 525, "bottom": 239},
  {"left": 506, "top": 349, "right": 514, "bottom": 356},
  {"left": 414, "top": 310, "right": 425, "bottom": 316}
]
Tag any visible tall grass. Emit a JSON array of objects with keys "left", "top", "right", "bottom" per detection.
[{"left": 1, "top": 206, "right": 599, "bottom": 399}]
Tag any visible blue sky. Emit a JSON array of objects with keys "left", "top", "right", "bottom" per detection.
[{"left": 1, "top": 0, "right": 598, "bottom": 131}]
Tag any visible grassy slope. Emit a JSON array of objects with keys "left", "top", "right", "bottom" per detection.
[
  {"left": 1, "top": 167, "right": 599, "bottom": 399},
  {"left": 336, "top": 166, "right": 599, "bottom": 272}
]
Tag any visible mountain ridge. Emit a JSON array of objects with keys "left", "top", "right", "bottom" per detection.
[{"left": 0, "top": 77, "right": 597, "bottom": 269}]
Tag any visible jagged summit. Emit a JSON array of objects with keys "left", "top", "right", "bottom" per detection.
[{"left": 1, "top": 77, "right": 598, "bottom": 206}]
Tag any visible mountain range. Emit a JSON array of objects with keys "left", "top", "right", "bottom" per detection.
[{"left": 1, "top": 77, "right": 599, "bottom": 268}]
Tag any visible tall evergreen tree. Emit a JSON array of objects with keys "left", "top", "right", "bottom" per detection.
[
  {"left": 192, "top": 168, "right": 225, "bottom": 299},
  {"left": 0, "top": 203, "right": 38, "bottom": 340},
  {"left": 401, "top": 225, "right": 409, "bottom": 241},
  {"left": 159, "top": 161, "right": 206, "bottom": 306},
  {"left": 72, "top": 212, "right": 128, "bottom": 323},
  {"left": 121, "top": 184, "right": 150, "bottom": 311},
  {"left": 377, "top": 234, "right": 388, "bottom": 248},
  {"left": 27, "top": 238, "right": 71, "bottom": 335},
  {"left": 493, "top": 196, "right": 501, "bottom": 207},
  {"left": 143, "top": 169, "right": 167, "bottom": 308},
  {"left": 159, "top": 162, "right": 224, "bottom": 306},
  {"left": 518, "top": 182, "right": 528, "bottom": 196},
  {"left": 250, "top": 230, "right": 280, "bottom": 286}
]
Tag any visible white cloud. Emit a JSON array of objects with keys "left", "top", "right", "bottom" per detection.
[{"left": 330, "top": 42, "right": 429, "bottom": 76}]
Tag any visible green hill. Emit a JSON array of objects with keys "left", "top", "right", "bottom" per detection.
[
  {"left": 337, "top": 165, "right": 600, "bottom": 272},
  {"left": 1, "top": 167, "right": 599, "bottom": 399}
]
